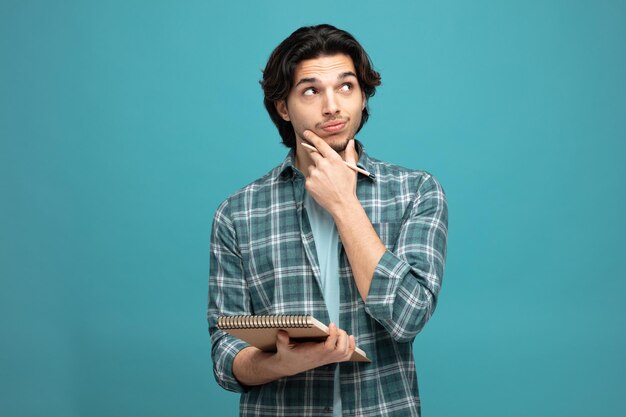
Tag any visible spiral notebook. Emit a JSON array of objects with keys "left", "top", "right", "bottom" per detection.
[{"left": 217, "top": 314, "right": 370, "bottom": 363}]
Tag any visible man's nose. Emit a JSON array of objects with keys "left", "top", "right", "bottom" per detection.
[{"left": 322, "top": 91, "right": 340, "bottom": 116}]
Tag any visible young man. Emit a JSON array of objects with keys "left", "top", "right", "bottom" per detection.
[{"left": 208, "top": 24, "right": 448, "bottom": 416}]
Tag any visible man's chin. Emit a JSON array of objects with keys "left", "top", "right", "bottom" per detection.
[
  {"left": 329, "top": 141, "right": 349, "bottom": 153},
  {"left": 325, "top": 135, "right": 352, "bottom": 153}
]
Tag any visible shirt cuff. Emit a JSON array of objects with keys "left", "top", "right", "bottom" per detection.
[
  {"left": 213, "top": 335, "right": 251, "bottom": 393},
  {"left": 364, "top": 249, "right": 412, "bottom": 324}
]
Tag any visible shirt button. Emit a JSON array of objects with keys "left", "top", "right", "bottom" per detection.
[{"left": 323, "top": 407, "right": 332, "bottom": 413}]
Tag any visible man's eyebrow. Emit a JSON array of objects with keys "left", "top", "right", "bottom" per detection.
[
  {"left": 295, "top": 77, "right": 318, "bottom": 87},
  {"left": 294, "top": 71, "right": 358, "bottom": 87},
  {"left": 338, "top": 71, "right": 357, "bottom": 80}
]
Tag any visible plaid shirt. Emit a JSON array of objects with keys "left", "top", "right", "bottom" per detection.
[{"left": 208, "top": 143, "right": 448, "bottom": 417}]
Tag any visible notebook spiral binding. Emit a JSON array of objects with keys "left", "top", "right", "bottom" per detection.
[{"left": 217, "top": 314, "right": 312, "bottom": 329}]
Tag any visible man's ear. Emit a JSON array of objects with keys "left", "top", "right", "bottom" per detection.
[
  {"left": 275, "top": 100, "right": 290, "bottom": 122},
  {"left": 361, "top": 92, "right": 367, "bottom": 111}
]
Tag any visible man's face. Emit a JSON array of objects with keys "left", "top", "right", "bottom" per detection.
[{"left": 276, "top": 54, "right": 366, "bottom": 153}]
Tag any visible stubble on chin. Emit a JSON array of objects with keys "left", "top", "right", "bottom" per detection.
[
  {"left": 328, "top": 138, "right": 350, "bottom": 153},
  {"left": 299, "top": 131, "right": 351, "bottom": 153}
]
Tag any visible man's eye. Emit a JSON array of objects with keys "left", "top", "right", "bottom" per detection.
[
  {"left": 339, "top": 83, "right": 353, "bottom": 92},
  {"left": 303, "top": 88, "right": 316, "bottom": 96}
]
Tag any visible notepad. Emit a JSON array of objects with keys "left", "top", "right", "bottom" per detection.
[{"left": 217, "top": 314, "right": 370, "bottom": 363}]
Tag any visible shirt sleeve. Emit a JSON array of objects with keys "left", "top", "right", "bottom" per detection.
[
  {"left": 364, "top": 173, "right": 448, "bottom": 343},
  {"left": 207, "top": 199, "right": 251, "bottom": 393}
]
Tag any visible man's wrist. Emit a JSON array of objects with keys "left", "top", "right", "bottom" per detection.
[{"left": 330, "top": 195, "right": 362, "bottom": 222}]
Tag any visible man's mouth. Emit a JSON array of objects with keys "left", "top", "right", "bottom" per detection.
[{"left": 320, "top": 120, "right": 347, "bottom": 133}]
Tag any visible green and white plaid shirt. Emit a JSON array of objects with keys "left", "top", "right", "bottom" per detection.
[{"left": 208, "top": 143, "right": 448, "bottom": 417}]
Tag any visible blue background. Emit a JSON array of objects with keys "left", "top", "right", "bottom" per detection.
[{"left": 2, "top": 1, "right": 625, "bottom": 416}]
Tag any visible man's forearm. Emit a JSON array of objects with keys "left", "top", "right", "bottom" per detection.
[
  {"left": 232, "top": 346, "right": 286, "bottom": 386},
  {"left": 332, "top": 197, "right": 386, "bottom": 301}
]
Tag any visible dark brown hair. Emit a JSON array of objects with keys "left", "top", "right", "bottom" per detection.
[{"left": 261, "top": 24, "right": 382, "bottom": 149}]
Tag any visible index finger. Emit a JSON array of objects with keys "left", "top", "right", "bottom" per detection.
[
  {"left": 300, "top": 142, "right": 324, "bottom": 164},
  {"left": 303, "top": 130, "right": 340, "bottom": 160},
  {"left": 304, "top": 147, "right": 324, "bottom": 166}
]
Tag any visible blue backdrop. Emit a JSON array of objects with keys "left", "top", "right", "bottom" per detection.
[{"left": 2, "top": 1, "right": 625, "bottom": 416}]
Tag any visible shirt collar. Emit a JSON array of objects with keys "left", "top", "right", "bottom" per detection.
[{"left": 277, "top": 140, "right": 375, "bottom": 182}]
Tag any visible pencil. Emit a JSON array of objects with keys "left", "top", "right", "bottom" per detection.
[{"left": 300, "top": 142, "right": 376, "bottom": 180}]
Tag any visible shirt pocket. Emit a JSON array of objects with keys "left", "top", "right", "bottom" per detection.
[{"left": 371, "top": 221, "right": 402, "bottom": 251}]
